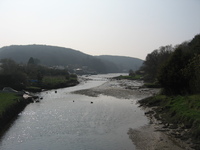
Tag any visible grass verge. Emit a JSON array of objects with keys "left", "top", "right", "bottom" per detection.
[{"left": 0, "top": 93, "right": 20, "bottom": 116}]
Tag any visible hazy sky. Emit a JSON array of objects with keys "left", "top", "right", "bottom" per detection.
[{"left": 0, "top": 0, "right": 200, "bottom": 59}]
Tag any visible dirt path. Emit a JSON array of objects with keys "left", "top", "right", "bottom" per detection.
[{"left": 74, "top": 79, "right": 193, "bottom": 150}]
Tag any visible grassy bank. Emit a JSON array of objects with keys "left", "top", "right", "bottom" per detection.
[
  {"left": 0, "top": 75, "right": 79, "bottom": 132},
  {"left": 26, "top": 75, "right": 79, "bottom": 92},
  {"left": 139, "top": 94, "right": 200, "bottom": 148},
  {"left": 0, "top": 93, "right": 20, "bottom": 116},
  {"left": 0, "top": 93, "right": 29, "bottom": 131}
]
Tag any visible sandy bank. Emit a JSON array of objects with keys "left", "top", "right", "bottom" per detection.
[
  {"left": 74, "top": 79, "right": 193, "bottom": 150},
  {"left": 74, "top": 79, "right": 158, "bottom": 99}
]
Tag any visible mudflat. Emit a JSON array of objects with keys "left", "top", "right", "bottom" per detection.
[{"left": 74, "top": 79, "right": 193, "bottom": 150}]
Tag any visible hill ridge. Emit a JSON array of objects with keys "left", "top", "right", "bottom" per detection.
[{"left": 0, "top": 44, "right": 143, "bottom": 73}]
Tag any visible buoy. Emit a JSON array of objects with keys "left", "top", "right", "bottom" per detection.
[{"left": 91, "top": 102, "right": 93, "bottom": 104}]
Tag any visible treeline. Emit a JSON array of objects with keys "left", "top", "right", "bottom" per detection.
[
  {"left": 0, "top": 58, "right": 77, "bottom": 91},
  {"left": 141, "top": 34, "right": 200, "bottom": 95}
]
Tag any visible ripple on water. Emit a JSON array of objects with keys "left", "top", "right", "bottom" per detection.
[{"left": 0, "top": 74, "right": 148, "bottom": 150}]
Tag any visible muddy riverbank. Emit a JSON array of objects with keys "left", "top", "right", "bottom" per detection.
[
  {"left": 74, "top": 78, "right": 193, "bottom": 150},
  {"left": 0, "top": 74, "right": 194, "bottom": 150},
  {"left": 0, "top": 74, "right": 145, "bottom": 150},
  {"left": 74, "top": 79, "right": 158, "bottom": 99}
]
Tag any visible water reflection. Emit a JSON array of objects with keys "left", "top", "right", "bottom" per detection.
[{"left": 0, "top": 74, "right": 148, "bottom": 150}]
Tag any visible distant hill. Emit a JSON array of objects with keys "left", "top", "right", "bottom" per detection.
[
  {"left": 96, "top": 55, "right": 143, "bottom": 72},
  {"left": 0, "top": 45, "right": 143, "bottom": 73}
]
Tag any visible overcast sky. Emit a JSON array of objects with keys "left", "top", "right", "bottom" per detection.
[{"left": 0, "top": 0, "right": 200, "bottom": 59}]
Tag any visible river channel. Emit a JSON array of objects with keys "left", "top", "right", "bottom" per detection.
[{"left": 0, "top": 74, "right": 150, "bottom": 150}]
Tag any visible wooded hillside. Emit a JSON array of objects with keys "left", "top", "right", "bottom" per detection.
[{"left": 0, "top": 45, "right": 143, "bottom": 73}]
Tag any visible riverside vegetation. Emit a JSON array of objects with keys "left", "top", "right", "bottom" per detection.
[
  {"left": 138, "top": 34, "right": 200, "bottom": 149},
  {"left": 115, "top": 34, "right": 200, "bottom": 149},
  {"left": 0, "top": 93, "right": 28, "bottom": 131},
  {"left": 0, "top": 58, "right": 78, "bottom": 131},
  {"left": 0, "top": 57, "right": 79, "bottom": 91}
]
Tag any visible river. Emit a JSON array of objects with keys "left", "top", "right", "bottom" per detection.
[{"left": 0, "top": 74, "right": 149, "bottom": 150}]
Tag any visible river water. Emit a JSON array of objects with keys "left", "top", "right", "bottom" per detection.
[{"left": 0, "top": 74, "right": 149, "bottom": 150}]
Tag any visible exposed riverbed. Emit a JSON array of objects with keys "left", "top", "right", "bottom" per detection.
[{"left": 0, "top": 74, "right": 188, "bottom": 150}]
